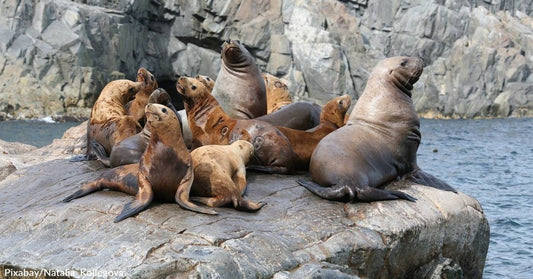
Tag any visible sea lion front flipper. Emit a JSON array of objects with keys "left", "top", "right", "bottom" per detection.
[
  {"left": 297, "top": 178, "right": 355, "bottom": 201},
  {"left": 62, "top": 180, "right": 103, "bottom": 202},
  {"left": 246, "top": 165, "right": 290, "bottom": 174},
  {"left": 410, "top": 169, "right": 457, "bottom": 193},
  {"left": 175, "top": 167, "right": 218, "bottom": 215},
  {"left": 114, "top": 174, "right": 153, "bottom": 222},
  {"left": 90, "top": 140, "right": 111, "bottom": 167},
  {"left": 355, "top": 186, "right": 417, "bottom": 202},
  {"left": 233, "top": 166, "right": 248, "bottom": 196}
]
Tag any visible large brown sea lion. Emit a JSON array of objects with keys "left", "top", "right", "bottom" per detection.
[
  {"left": 298, "top": 56, "right": 456, "bottom": 203},
  {"left": 189, "top": 140, "right": 265, "bottom": 212},
  {"left": 276, "top": 94, "right": 351, "bottom": 170},
  {"left": 87, "top": 68, "right": 155, "bottom": 159},
  {"left": 63, "top": 103, "right": 216, "bottom": 222},
  {"left": 178, "top": 76, "right": 294, "bottom": 174},
  {"left": 211, "top": 39, "right": 266, "bottom": 119},
  {"left": 255, "top": 101, "right": 322, "bottom": 130},
  {"left": 262, "top": 73, "right": 292, "bottom": 114},
  {"left": 97, "top": 88, "right": 180, "bottom": 167},
  {"left": 125, "top": 68, "right": 159, "bottom": 125}
]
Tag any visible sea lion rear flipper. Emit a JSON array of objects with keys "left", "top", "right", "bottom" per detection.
[
  {"left": 90, "top": 140, "right": 111, "bottom": 167},
  {"left": 410, "top": 169, "right": 457, "bottom": 193},
  {"left": 114, "top": 175, "right": 153, "bottom": 222},
  {"left": 234, "top": 197, "right": 265, "bottom": 212},
  {"left": 175, "top": 168, "right": 218, "bottom": 215},
  {"left": 356, "top": 187, "right": 417, "bottom": 202},
  {"left": 62, "top": 180, "right": 103, "bottom": 202},
  {"left": 297, "top": 178, "right": 355, "bottom": 201}
]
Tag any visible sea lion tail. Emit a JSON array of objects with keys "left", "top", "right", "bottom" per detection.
[
  {"left": 410, "top": 169, "right": 457, "bottom": 193},
  {"left": 90, "top": 140, "right": 111, "bottom": 167}
]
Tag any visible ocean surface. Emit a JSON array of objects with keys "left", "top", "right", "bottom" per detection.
[{"left": 0, "top": 118, "right": 531, "bottom": 278}]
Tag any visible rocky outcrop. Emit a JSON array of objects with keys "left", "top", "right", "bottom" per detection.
[
  {"left": 0, "top": 0, "right": 530, "bottom": 120},
  {"left": 0, "top": 122, "right": 490, "bottom": 278}
]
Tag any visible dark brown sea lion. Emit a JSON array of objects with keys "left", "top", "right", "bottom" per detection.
[
  {"left": 125, "top": 68, "right": 159, "bottom": 125},
  {"left": 298, "top": 56, "right": 456, "bottom": 203},
  {"left": 190, "top": 140, "right": 265, "bottom": 212},
  {"left": 262, "top": 73, "right": 292, "bottom": 114},
  {"left": 211, "top": 39, "right": 266, "bottom": 119},
  {"left": 63, "top": 103, "right": 216, "bottom": 222},
  {"left": 97, "top": 88, "right": 180, "bottom": 167},
  {"left": 276, "top": 94, "right": 351, "bottom": 170},
  {"left": 255, "top": 101, "right": 322, "bottom": 130},
  {"left": 177, "top": 76, "right": 294, "bottom": 174}
]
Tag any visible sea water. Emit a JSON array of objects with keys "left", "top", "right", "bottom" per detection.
[{"left": 0, "top": 118, "right": 532, "bottom": 278}]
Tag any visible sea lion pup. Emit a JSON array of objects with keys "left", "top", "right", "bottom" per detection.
[
  {"left": 125, "top": 68, "right": 159, "bottom": 126},
  {"left": 255, "top": 101, "right": 322, "bottom": 130},
  {"left": 177, "top": 76, "right": 295, "bottom": 174},
  {"left": 87, "top": 68, "right": 155, "bottom": 161},
  {"left": 211, "top": 39, "right": 266, "bottom": 119},
  {"left": 189, "top": 140, "right": 265, "bottom": 212},
  {"left": 63, "top": 103, "right": 216, "bottom": 222},
  {"left": 262, "top": 73, "right": 292, "bottom": 114},
  {"left": 276, "top": 94, "right": 351, "bottom": 171},
  {"left": 298, "top": 56, "right": 456, "bottom": 203},
  {"left": 96, "top": 89, "right": 180, "bottom": 167}
]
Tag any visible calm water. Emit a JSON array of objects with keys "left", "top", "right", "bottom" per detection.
[{"left": 0, "top": 118, "right": 531, "bottom": 277}]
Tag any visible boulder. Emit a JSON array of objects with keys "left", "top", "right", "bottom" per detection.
[{"left": 0, "top": 123, "right": 490, "bottom": 278}]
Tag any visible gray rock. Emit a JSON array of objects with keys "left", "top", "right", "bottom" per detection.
[{"left": 0, "top": 123, "right": 489, "bottom": 278}]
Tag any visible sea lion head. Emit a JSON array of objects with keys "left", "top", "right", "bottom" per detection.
[
  {"left": 145, "top": 103, "right": 181, "bottom": 133},
  {"left": 221, "top": 39, "right": 252, "bottom": 66},
  {"left": 176, "top": 76, "right": 209, "bottom": 99},
  {"left": 195, "top": 75, "right": 215, "bottom": 92},
  {"left": 321, "top": 94, "right": 352, "bottom": 128},
  {"left": 231, "top": 140, "right": 255, "bottom": 164},
  {"left": 137, "top": 67, "right": 158, "bottom": 89},
  {"left": 148, "top": 88, "right": 179, "bottom": 116},
  {"left": 375, "top": 56, "right": 424, "bottom": 97}
]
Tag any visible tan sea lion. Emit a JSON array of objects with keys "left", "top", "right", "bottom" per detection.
[
  {"left": 262, "top": 73, "right": 292, "bottom": 114},
  {"left": 189, "top": 140, "right": 265, "bottom": 212},
  {"left": 196, "top": 75, "right": 215, "bottom": 92},
  {"left": 276, "top": 94, "right": 351, "bottom": 170},
  {"left": 255, "top": 101, "right": 322, "bottom": 130},
  {"left": 125, "top": 68, "right": 159, "bottom": 125},
  {"left": 97, "top": 88, "right": 180, "bottom": 167},
  {"left": 87, "top": 68, "right": 153, "bottom": 160},
  {"left": 177, "top": 76, "right": 294, "bottom": 174},
  {"left": 298, "top": 56, "right": 456, "bottom": 203},
  {"left": 212, "top": 39, "right": 266, "bottom": 119},
  {"left": 63, "top": 103, "right": 216, "bottom": 222}
]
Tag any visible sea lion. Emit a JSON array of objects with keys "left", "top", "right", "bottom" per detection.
[
  {"left": 262, "top": 73, "right": 292, "bottom": 114},
  {"left": 255, "top": 101, "right": 322, "bottom": 130},
  {"left": 178, "top": 75, "right": 214, "bottom": 149},
  {"left": 298, "top": 56, "right": 456, "bottom": 203},
  {"left": 211, "top": 39, "right": 266, "bottom": 119},
  {"left": 63, "top": 103, "right": 216, "bottom": 222},
  {"left": 87, "top": 68, "right": 154, "bottom": 159},
  {"left": 196, "top": 75, "right": 215, "bottom": 92},
  {"left": 97, "top": 88, "right": 180, "bottom": 167},
  {"left": 178, "top": 76, "right": 294, "bottom": 174},
  {"left": 276, "top": 94, "right": 351, "bottom": 170},
  {"left": 189, "top": 140, "right": 265, "bottom": 212},
  {"left": 125, "top": 68, "right": 159, "bottom": 125}
]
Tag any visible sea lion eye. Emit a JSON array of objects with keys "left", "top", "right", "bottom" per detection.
[
  {"left": 191, "top": 85, "right": 197, "bottom": 90},
  {"left": 150, "top": 76, "right": 154, "bottom": 81},
  {"left": 400, "top": 60, "right": 408, "bottom": 67},
  {"left": 162, "top": 108, "right": 167, "bottom": 113},
  {"left": 275, "top": 81, "right": 282, "bottom": 88},
  {"left": 206, "top": 77, "right": 211, "bottom": 81}
]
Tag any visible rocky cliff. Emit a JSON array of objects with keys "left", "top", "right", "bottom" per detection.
[
  {"left": 0, "top": 123, "right": 490, "bottom": 278},
  {"left": 0, "top": 0, "right": 531, "bottom": 120}
]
